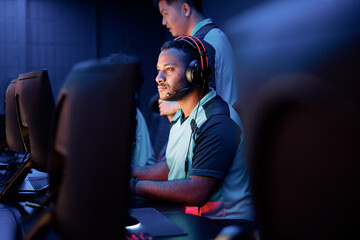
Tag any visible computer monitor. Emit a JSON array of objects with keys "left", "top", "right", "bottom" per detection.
[
  {"left": 49, "top": 55, "right": 138, "bottom": 239},
  {"left": 15, "top": 69, "right": 55, "bottom": 172},
  {"left": 0, "top": 70, "right": 54, "bottom": 201},
  {"left": 5, "top": 79, "right": 25, "bottom": 153}
]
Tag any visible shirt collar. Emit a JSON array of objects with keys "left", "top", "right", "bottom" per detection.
[
  {"left": 197, "top": 87, "right": 216, "bottom": 108},
  {"left": 172, "top": 88, "right": 216, "bottom": 122},
  {"left": 191, "top": 18, "right": 213, "bottom": 36}
]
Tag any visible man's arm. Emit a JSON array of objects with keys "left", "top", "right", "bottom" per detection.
[
  {"left": 132, "top": 161, "right": 169, "bottom": 181},
  {"left": 134, "top": 175, "right": 220, "bottom": 207},
  {"left": 158, "top": 99, "right": 180, "bottom": 122}
]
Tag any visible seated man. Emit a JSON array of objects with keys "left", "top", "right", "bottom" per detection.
[
  {"left": 106, "top": 53, "right": 156, "bottom": 167},
  {"left": 130, "top": 36, "right": 254, "bottom": 225},
  {"left": 131, "top": 108, "right": 156, "bottom": 167}
]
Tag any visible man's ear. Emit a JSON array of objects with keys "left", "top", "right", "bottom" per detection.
[{"left": 182, "top": 3, "right": 191, "bottom": 17}]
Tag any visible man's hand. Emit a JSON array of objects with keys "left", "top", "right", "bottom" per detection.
[{"left": 158, "top": 100, "right": 181, "bottom": 122}]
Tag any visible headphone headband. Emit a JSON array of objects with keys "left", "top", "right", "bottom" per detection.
[
  {"left": 174, "top": 36, "right": 211, "bottom": 87},
  {"left": 174, "top": 36, "right": 209, "bottom": 70}
]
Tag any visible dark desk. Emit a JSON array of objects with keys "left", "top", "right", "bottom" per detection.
[
  {"left": 161, "top": 212, "right": 219, "bottom": 240},
  {"left": 129, "top": 196, "right": 219, "bottom": 240}
]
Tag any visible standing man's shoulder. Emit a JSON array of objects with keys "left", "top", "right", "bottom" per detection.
[
  {"left": 202, "top": 24, "right": 238, "bottom": 106},
  {"left": 204, "top": 27, "right": 233, "bottom": 53},
  {"left": 191, "top": 18, "right": 230, "bottom": 47}
]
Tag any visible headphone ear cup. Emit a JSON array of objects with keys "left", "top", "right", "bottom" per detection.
[
  {"left": 201, "top": 67, "right": 211, "bottom": 85},
  {"left": 185, "top": 60, "right": 211, "bottom": 87},
  {"left": 186, "top": 60, "right": 202, "bottom": 87}
]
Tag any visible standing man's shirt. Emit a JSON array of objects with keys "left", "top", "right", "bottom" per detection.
[{"left": 191, "top": 18, "right": 238, "bottom": 106}]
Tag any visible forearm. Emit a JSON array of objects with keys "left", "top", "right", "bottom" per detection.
[
  {"left": 132, "top": 161, "right": 169, "bottom": 181},
  {"left": 134, "top": 176, "right": 217, "bottom": 207},
  {"left": 158, "top": 100, "right": 180, "bottom": 122}
]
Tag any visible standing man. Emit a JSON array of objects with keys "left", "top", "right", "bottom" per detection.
[
  {"left": 131, "top": 37, "right": 253, "bottom": 229},
  {"left": 154, "top": 0, "right": 238, "bottom": 120}
]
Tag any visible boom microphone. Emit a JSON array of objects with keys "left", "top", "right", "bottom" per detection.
[{"left": 167, "top": 87, "right": 193, "bottom": 96}]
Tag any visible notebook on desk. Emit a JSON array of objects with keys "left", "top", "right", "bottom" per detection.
[{"left": 127, "top": 207, "right": 187, "bottom": 238}]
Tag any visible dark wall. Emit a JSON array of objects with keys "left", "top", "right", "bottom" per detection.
[
  {"left": 0, "top": 0, "right": 268, "bottom": 121},
  {"left": 203, "top": 0, "right": 267, "bottom": 28},
  {"left": 0, "top": 0, "right": 167, "bottom": 123},
  {"left": 96, "top": 0, "right": 167, "bottom": 123},
  {"left": 0, "top": 0, "right": 96, "bottom": 114}
]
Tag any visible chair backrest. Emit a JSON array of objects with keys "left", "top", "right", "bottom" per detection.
[
  {"left": 227, "top": 0, "right": 360, "bottom": 122},
  {"left": 247, "top": 75, "right": 360, "bottom": 240},
  {"left": 15, "top": 70, "right": 55, "bottom": 171},
  {"left": 5, "top": 79, "right": 25, "bottom": 153},
  {"left": 227, "top": 1, "right": 360, "bottom": 238},
  {"left": 50, "top": 56, "right": 138, "bottom": 239}
]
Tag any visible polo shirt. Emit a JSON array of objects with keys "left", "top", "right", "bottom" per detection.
[
  {"left": 166, "top": 89, "right": 254, "bottom": 220},
  {"left": 191, "top": 18, "right": 238, "bottom": 106}
]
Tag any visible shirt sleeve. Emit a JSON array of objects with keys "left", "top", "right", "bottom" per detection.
[
  {"left": 204, "top": 29, "right": 238, "bottom": 106},
  {"left": 189, "top": 114, "right": 240, "bottom": 180},
  {"left": 131, "top": 109, "right": 156, "bottom": 167}
]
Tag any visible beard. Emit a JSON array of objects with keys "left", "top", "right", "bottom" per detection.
[
  {"left": 164, "top": 86, "right": 193, "bottom": 101},
  {"left": 159, "top": 79, "right": 193, "bottom": 101}
]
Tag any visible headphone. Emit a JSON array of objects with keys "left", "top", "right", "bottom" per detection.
[
  {"left": 174, "top": 36, "right": 211, "bottom": 88},
  {"left": 173, "top": 36, "right": 211, "bottom": 177}
]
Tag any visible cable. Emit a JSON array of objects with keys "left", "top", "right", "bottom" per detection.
[
  {"left": 184, "top": 79, "right": 206, "bottom": 177},
  {"left": 0, "top": 151, "right": 29, "bottom": 186},
  {"left": 3, "top": 142, "right": 25, "bottom": 166},
  {"left": 4, "top": 143, "right": 24, "bottom": 163}
]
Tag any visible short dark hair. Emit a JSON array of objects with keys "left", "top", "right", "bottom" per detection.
[
  {"left": 160, "top": 40, "right": 199, "bottom": 68},
  {"left": 153, "top": 0, "right": 204, "bottom": 14}
]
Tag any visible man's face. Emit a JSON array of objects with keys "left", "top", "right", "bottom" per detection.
[
  {"left": 156, "top": 48, "right": 189, "bottom": 101},
  {"left": 158, "top": 0, "right": 188, "bottom": 36}
]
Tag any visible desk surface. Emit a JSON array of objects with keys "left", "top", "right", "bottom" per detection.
[
  {"left": 162, "top": 212, "right": 219, "bottom": 240},
  {"left": 129, "top": 196, "right": 219, "bottom": 240}
]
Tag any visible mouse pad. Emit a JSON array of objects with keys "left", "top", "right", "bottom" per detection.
[{"left": 127, "top": 207, "right": 187, "bottom": 237}]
